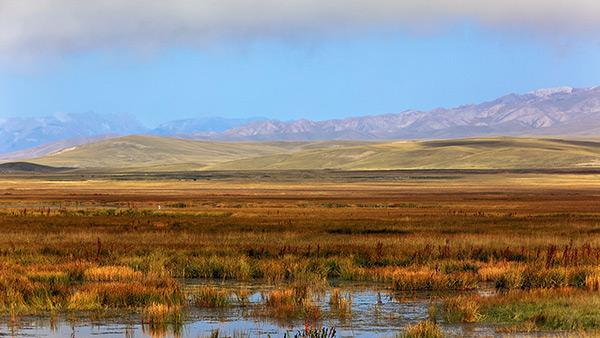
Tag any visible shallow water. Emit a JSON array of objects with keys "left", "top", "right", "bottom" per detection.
[{"left": 0, "top": 280, "right": 502, "bottom": 337}]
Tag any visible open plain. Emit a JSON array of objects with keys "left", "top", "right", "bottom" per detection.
[{"left": 1, "top": 170, "right": 600, "bottom": 336}]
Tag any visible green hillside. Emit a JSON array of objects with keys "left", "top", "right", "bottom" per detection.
[
  {"left": 30, "top": 135, "right": 600, "bottom": 171},
  {"left": 208, "top": 138, "right": 600, "bottom": 170},
  {"left": 30, "top": 135, "right": 365, "bottom": 170}
]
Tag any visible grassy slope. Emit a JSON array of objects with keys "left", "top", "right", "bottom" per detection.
[
  {"left": 208, "top": 138, "right": 600, "bottom": 170},
  {"left": 30, "top": 135, "right": 600, "bottom": 170},
  {"left": 30, "top": 135, "right": 367, "bottom": 170},
  {"left": 0, "top": 162, "right": 71, "bottom": 173}
]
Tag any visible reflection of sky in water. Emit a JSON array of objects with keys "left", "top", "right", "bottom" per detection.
[{"left": 0, "top": 280, "right": 501, "bottom": 337}]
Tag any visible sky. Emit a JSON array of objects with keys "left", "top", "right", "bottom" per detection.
[{"left": 0, "top": 1, "right": 599, "bottom": 127}]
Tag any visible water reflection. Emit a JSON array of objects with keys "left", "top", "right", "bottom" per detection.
[{"left": 0, "top": 280, "right": 499, "bottom": 337}]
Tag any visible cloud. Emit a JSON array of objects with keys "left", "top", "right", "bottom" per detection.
[{"left": 1, "top": 0, "right": 599, "bottom": 60}]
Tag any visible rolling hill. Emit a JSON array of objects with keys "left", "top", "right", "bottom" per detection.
[
  {"left": 0, "top": 162, "right": 72, "bottom": 173},
  {"left": 207, "top": 138, "right": 600, "bottom": 170},
  {"left": 29, "top": 135, "right": 367, "bottom": 170},
  {"left": 27, "top": 135, "right": 600, "bottom": 171}
]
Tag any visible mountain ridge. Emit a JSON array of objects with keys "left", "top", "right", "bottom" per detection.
[
  {"left": 186, "top": 86, "right": 600, "bottom": 141},
  {"left": 2, "top": 85, "right": 600, "bottom": 159}
]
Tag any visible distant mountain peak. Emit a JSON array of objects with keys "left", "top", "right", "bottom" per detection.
[{"left": 528, "top": 86, "right": 574, "bottom": 97}]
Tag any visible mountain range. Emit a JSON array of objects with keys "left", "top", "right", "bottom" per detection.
[
  {"left": 1, "top": 86, "right": 599, "bottom": 159},
  {"left": 194, "top": 86, "right": 600, "bottom": 141}
]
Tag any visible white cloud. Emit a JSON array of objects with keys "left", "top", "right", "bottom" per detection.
[{"left": 0, "top": 0, "right": 599, "bottom": 60}]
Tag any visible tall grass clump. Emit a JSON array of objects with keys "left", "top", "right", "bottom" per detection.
[
  {"left": 84, "top": 266, "right": 143, "bottom": 282},
  {"left": 171, "top": 255, "right": 253, "bottom": 280},
  {"left": 328, "top": 289, "right": 351, "bottom": 319},
  {"left": 0, "top": 269, "right": 33, "bottom": 313},
  {"left": 143, "top": 302, "right": 184, "bottom": 325},
  {"left": 81, "top": 279, "right": 181, "bottom": 308},
  {"left": 265, "top": 288, "right": 296, "bottom": 316},
  {"left": 66, "top": 291, "right": 103, "bottom": 311},
  {"left": 494, "top": 266, "right": 589, "bottom": 290},
  {"left": 191, "top": 286, "right": 230, "bottom": 308},
  {"left": 398, "top": 320, "right": 444, "bottom": 338},
  {"left": 262, "top": 283, "right": 322, "bottom": 320},
  {"left": 392, "top": 268, "right": 478, "bottom": 291},
  {"left": 441, "top": 296, "right": 481, "bottom": 323},
  {"left": 585, "top": 270, "right": 600, "bottom": 291},
  {"left": 142, "top": 303, "right": 184, "bottom": 338}
]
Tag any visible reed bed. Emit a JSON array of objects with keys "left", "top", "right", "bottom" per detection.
[
  {"left": 2, "top": 177, "right": 600, "bottom": 332},
  {"left": 0, "top": 263, "right": 183, "bottom": 314}
]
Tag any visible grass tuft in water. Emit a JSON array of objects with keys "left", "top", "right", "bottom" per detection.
[
  {"left": 191, "top": 286, "right": 231, "bottom": 308},
  {"left": 398, "top": 320, "right": 444, "bottom": 338}
]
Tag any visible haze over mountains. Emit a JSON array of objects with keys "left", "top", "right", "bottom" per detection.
[
  {"left": 0, "top": 113, "right": 144, "bottom": 154},
  {"left": 152, "top": 117, "right": 264, "bottom": 136},
  {"left": 1, "top": 85, "right": 600, "bottom": 159},
  {"left": 0, "top": 114, "right": 261, "bottom": 159}
]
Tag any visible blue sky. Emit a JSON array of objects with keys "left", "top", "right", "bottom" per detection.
[{"left": 1, "top": 2, "right": 599, "bottom": 126}]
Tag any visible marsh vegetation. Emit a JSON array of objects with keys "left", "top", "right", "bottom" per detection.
[{"left": 1, "top": 172, "right": 600, "bottom": 336}]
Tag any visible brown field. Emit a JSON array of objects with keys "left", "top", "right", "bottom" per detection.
[{"left": 2, "top": 171, "right": 600, "bottom": 334}]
